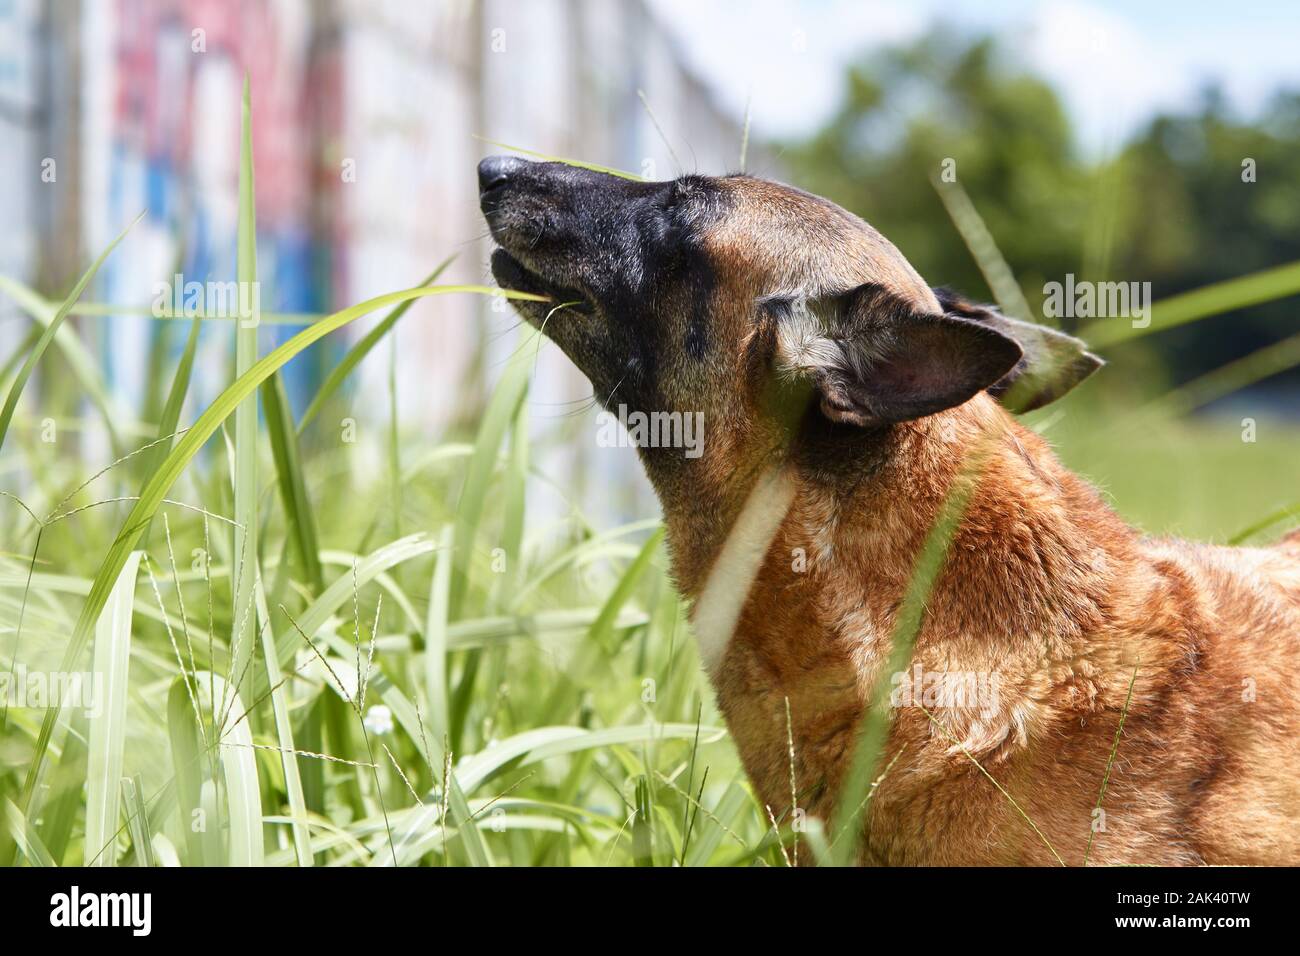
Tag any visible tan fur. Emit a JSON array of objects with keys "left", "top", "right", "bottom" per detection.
[{"left": 662, "top": 176, "right": 1300, "bottom": 866}]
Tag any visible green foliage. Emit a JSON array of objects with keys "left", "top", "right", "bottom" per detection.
[
  {"left": 0, "top": 269, "right": 756, "bottom": 866},
  {"left": 787, "top": 28, "right": 1300, "bottom": 401},
  {"left": 788, "top": 31, "right": 1087, "bottom": 314}
]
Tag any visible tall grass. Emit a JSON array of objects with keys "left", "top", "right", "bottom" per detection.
[
  {"left": 2, "top": 97, "right": 1299, "bottom": 868},
  {"left": 0, "top": 88, "right": 765, "bottom": 868}
]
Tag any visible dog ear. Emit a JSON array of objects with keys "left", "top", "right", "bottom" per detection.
[
  {"left": 933, "top": 288, "right": 1104, "bottom": 413},
  {"left": 774, "top": 283, "right": 1023, "bottom": 427}
]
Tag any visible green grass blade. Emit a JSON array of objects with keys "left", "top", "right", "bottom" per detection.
[
  {"left": 454, "top": 723, "right": 723, "bottom": 793},
  {"left": 259, "top": 533, "right": 436, "bottom": 696},
  {"left": 0, "top": 277, "right": 129, "bottom": 453},
  {"left": 541, "top": 527, "right": 664, "bottom": 724},
  {"left": 509, "top": 518, "right": 660, "bottom": 610},
  {"left": 387, "top": 335, "right": 402, "bottom": 538},
  {"left": 447, "top": 328, "right": 536, "bottom": 752},
  {"left": 328, "top": 660, "right": 492, "bottom": 867},
  {"left": 1141, "top": 330, "right": 1300, "bottom": 419},
  {"left": 424, "top": 524, "right": 454, "bottom": 746},
  {"left": 166, "top": 674, "right": 263, "bottom": 865},
  {"left": 166, "top": 677, "right": 207, "bottom": 865},
  {"left": 4, "top": 796, "right": 55, "bottom": 866},
  {"left": 449, "top": 327, "right": 537, "bottom": 618},
  {"left": 19, "top": 282, "right": 542, "bottom": 809},
  {"left": 1230, "top": 502, "right": 1300, "bottom": 545},
  {"left": 84, "top": 549, "right": 143, "bottom": 866},
  {"left": 1083, "top": 666, "right": 1139, "bottom": 866},
  {"left": 803, "top": 818, "right": 834, "bottom": 866},
  {"left": 138, "top": 315, "right": 203, "bottom": 549},
  {"left": 38, "top": 710, "right": 89, "bottom": 862},
  {"left": 121, "top": 774, "right": 155, "bottom": 867},
  {"left": 389, "top": 723, "right": 720, "bottom": 865},
  {"left": 1084, "top": 259, "right": 1300, "bottom": 348},
  {"left": 231, "top": 74, "right": 259, "bottom": 704},
  {"left": 0, "top": 325, "right": 39, "bottom": 389},
  {"left": 632, "top": 776, "right": 655, "bottom": 866},
  {"left": 152, "top": 834, "right": 182, "bottom": 867},
  {"left": 205, "top": 670, "right": 264, "bottom": 866},
  {"left": 141, "top": 247, "right": 188, "bottom": 426},
  {"left": 263, "top": 372, "right": 324, "bottom": 592},
  {"left": 498, "top": 397, "right": 529, "bottom": 609},
  {"left": 51, "top": 300, "right": 326, "bottom": 324},
  {"left": 932, "top": 177, "right": 1038, "bottom": 324},
  {"left": 0, "top": 211, "right": 142, "bottom": 453},
  {"left": 297, "top": 257, "right": 455, "bottom": 435},
  {"left": 588, "top": 527, "right": 664, "bottom": 654},
  {"left": 682, "top": 777, "right": 748, "bottom": 866},
  {"left": 474, "top": 137, "right": 643, "bottom": 180},
  {"left": 254, "top": 577, "right": 312, "bottom": 865},
  {"left": 139, "top": 315, "right": 202, "bottom": 497},
  {"left": 142, "top": 308, "right": 175, "bottom": 426}
]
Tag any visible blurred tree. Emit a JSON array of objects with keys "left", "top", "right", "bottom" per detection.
[
  {"left": 786, "top": 29, "right": 1300, "bottom": 402},
  {"left": 1110, "top": 87, "right": 1300, "bottom": 394},
  {"left": 785, "top": 28, "right": 1089, "bottom": 319}
]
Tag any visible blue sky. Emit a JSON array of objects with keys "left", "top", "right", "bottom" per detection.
[{"left": 648, "top": 0, "right": 1300, "bottom": 152}]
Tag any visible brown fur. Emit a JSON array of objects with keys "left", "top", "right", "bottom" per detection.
[
  {"left": 483, "top": 161, "right": 1300, "bottom": 865},
  {"left": 668, "top": 177, "right": 1300, "bottom": 866}
]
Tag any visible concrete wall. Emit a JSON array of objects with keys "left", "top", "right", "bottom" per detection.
[{"left": 3, "top": 0, "right": 765, "bottom": 522}]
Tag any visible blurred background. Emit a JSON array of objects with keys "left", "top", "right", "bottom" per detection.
[
  {"left": 3, "top": 0, "right": 1300, "bottom": 532},
  {"left": 3, "top": 0, "right": 1300, "bottom": 869}
]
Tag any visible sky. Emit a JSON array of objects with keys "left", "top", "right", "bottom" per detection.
[{"left": 646, "top": 0, "right": 1300, "bottom": 153}]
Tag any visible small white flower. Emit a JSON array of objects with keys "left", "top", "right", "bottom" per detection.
[{"left": 363, "top": 704, "right": 393, "bottom": 736}]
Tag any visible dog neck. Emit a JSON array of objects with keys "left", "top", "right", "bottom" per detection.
[
  {"left": 657, "top": 393, "right": 1142, "bottom": 773},
  {"left": 664, "top": 392, "right": 1130, "bottom": 590}
]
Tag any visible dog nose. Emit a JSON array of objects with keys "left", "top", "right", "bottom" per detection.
[{"left": 478, "top": 155, "right": 527, "bottom": 195}]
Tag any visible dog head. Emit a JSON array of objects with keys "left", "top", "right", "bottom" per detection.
[{"left": 480, "top": 156, "right": 1100, "bottom": 459}]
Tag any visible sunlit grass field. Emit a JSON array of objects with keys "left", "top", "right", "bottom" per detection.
[
  {"left": 1, "top": 378, "right": 745, "bottom": 866},
  {"left": 2, "top": 86, "right": 1298, "bottom": 868},
  {"left": 1055, "top": 415, "right": 1300, "bottom": 543}
]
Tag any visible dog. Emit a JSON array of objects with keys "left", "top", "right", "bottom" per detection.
[{"left": 479, "top": 155, "right": 1300, "bottom": 865}]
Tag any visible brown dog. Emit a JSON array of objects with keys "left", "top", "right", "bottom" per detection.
[{"left": 479, "top": 155, "right": 1300, "bottom": 865}]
